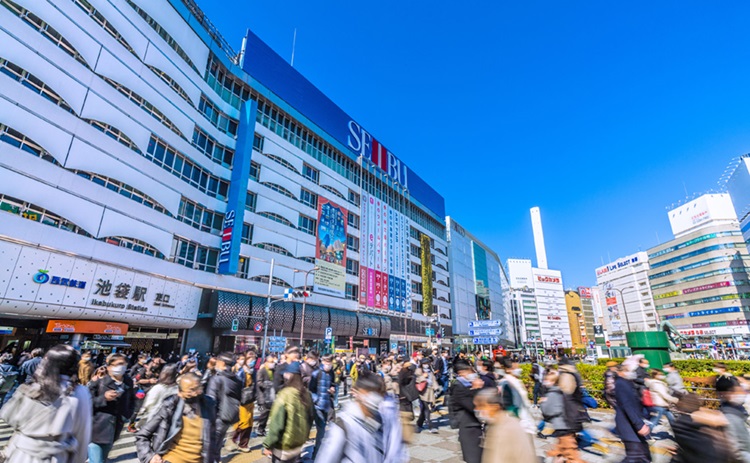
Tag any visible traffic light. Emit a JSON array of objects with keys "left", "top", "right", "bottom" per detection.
[
  {"left": 284, "top": 289, "right": 310, "bottom": 299},
  {"left": 440, "top": 327, "right": 445, "bottom": 339},
  {"left": 231, "top": 318, "right": 239, "bottom": 332}
]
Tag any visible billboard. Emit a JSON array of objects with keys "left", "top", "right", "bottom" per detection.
[
  {"left": 359, "top": 192, "right": 409, "bottom": 313},
  {"left": 421, "top": 234, "right": 433, "bottom": 316},
  {"left": 578, "top": 287, "right": 593, "bottom": 298},
  {"left": 314, "top": 199, "right": 347, "bottom": 298},
  {"left": 668, "top": 194, "right": 737, "bottom": 237}
]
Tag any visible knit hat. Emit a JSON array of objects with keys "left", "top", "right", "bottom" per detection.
[{"left": 286, "top": 361, "right": 301, "bottom": 375}]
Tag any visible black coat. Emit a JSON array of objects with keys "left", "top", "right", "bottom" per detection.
[
  {"left": 256, "top": 365, "right": 275, "bottom": 406},
  {"left": 135, "top": 395, "right": 216, "bottom": 463},
  {"left": 206, "top": 369, "right": 242, "bottom": 424},
  {"left": 672, "top": 413, "right": 733, "bottom": 463},
  {"left": 449, "top": 379, "right": 481, "bottom": 428},
  {"left": 89, "top": 374, "right": 136, "bottom": 444},
  {"left": 613, "top": 375, "right": 647, "bottom": 443},
  {"left": 398, "top": 363, "right": 419, "bottom": 402},
  {"left": 273, "top": 362, "right": 288, "bottom": 393}
]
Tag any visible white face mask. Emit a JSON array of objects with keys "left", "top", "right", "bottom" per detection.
[
  {"left": 465, "top": 373, "right": 478, "bottom": 382},
  {"left": 543, "top": 380, "right": 555, "bottom": 388},
  {"left": 109, "top": 365, "right": 126, "bottom": 378},
  {"left": 323, "top": 364, "right": 332, "bottom": 372},
  {"left": 624, "top": 371, "right": 637, "bottom": 380},
  {"left": 358, "top": 392, "right": 384, "bottom": 414}
]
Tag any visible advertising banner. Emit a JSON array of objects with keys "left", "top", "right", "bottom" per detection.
[
  {"left": 421, "top": 234, "right": 433, "bottom": 316},
  {"left": 314, "top": 198, "right": 347, "bottom": 298},
  {"left": 46, "top": 320, "right": 128, "bottom": 335},
  {"left": 375, "top": 199, "right": 382, "bottom": 272}
]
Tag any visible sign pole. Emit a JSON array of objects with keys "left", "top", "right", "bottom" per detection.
[{"left": 262, "top": 259, "right": 274, "bottom": 358}]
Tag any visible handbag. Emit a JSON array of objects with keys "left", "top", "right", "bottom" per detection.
[
  {"left": 416, "top": 381, "right": 427, "bottom": 393},
  {"left": 642, "top": 389, "right": 654, "bottom": 407},
  {"left": 241, "top": 386, "right": 255, "bottom": 405}
]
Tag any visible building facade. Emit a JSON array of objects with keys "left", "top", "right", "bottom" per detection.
[
  {"left": 594, "top": 252, "right": 656, "bottom": 345},
  {"left": 0, "top": 0, "right": 450, "bottom": 354},
  {"left": 648, "top": 197, "right": 750, "bottom": 345},
  {"left": 577, "top": 287, "right": 597, "bottom": 345},
  {"left": 725, "top": 155, "right": 750, "bottom": 244},
  {"left": 446, "top": 217, "right": 513, "bottom": 347}
]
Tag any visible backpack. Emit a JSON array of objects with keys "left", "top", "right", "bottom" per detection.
[
  {"left": 559, "top": 370, "right": 587, "bottom": 431},
  {"left": 447, "top": 381, "right": 459, "bottom": 429}
]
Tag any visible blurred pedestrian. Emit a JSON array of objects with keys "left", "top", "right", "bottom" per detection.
[
  {"left": 397, "top": 354, "right": 419, "bottom": 442},
  {"left": 135, "top": 372, "right": 216, "bottom": 463},
  {"left": 474, "top": 388, "right": 536, "bottom": 463},
  {"left": 139, "top": 364, "right": 179, "bottom": 425},
  {"left": 205, "top": 352, "right": 241, "bottom": 461},
  {"left": 663, "top": 362, "right": 686, "bottom": 398},
  {"left": 720, "top": 385, "right": 750, "bottom": 463},
  {"left": 416, "top": 358, "right": 440, "bottom": 434},
  {"left": 274, "top": 347, "right": 300, "bottom": 393},
  {"left": 604, "top": 361, "right": 618, "bottom": 407},
  {"left": 262, "top": 361, "right": 313, "bottom": 463},
  {"left": 300, "top": 350, "right": 319, "bottom": 389},
  {"left": 614, "top": 360, "right": 651, "bottom": 462},
  {"left": 18, "top": 348, "right": 43, "bottom": 385},
  {"left": 0, "top": 353, "right": 18, "bottom": 406},
  {"left": 88, "top": 353, "right": 135, "bottom": 463},
  {"left": 0, "top": 345, "right": 91, "bottom": 463},
  {"left": 77, "top": 351, "right": 94, "bottom": 386},
  {"left": 498, "top": 357, "right": 536, "bottom": 434},
  {"left": 541, "top": 370, "right": 584, "bottom": 463},
  {"left": 646, "top": 370, "right": 677, "bottom": 432},
  {"left": 232, "top": 352, "right": 257, "bottom": 452},
  {"left": 129, "top": 359, "right": 161, "bottom": 432},
  {"left": 672, "top": 393, "right": 734, "bottom": 463},
  {"left": 309, "top": 354, "right": 335, "bottom": 459},
  {"left": 449, "top": 360, "right": 484, "bottom": 463},
  {"left": 316, "top": 372, "right": 406, "bottom": 463},
  {"left": 714, "top": 362, "right": 739, "bottom": 403},
  {"left": 256, "top": 354, "right": 277, "bottom": 437}
]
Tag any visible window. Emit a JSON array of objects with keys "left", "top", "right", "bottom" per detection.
[
  {"left": 411, "top": 262, "right": 422, "bottom": 276},
  {"left": 410, "top": 227, "right": 420, "bottom": 240},
  {"left": 241, "top": 223, "right": 253, "bottom": 245},
  {"left": 348, "top": 189, "right": 360, "bottom": 205},
  {"left": 253, "top": 133, "right": 264, "bottom": 152},
  {"left": 103, "top": 236, "right": 164, "bottom": 259},
  {"left": 412, "top": 300, "right": 421, "bottom": 312},
  {"left": 74, "top": 171, "right": 169, "bottom": 215},
  {"left": 126, "top": 0, "right": 198, "bottom": 73},
  {"left": 299, "top": 189, "right": 318, "bottom": 209},
  {"left": 253, "top": 242, "right": 293, "bottom": 257},
  {"left": 346, "top": 234, "right": 359, "bottom": 252},
  {"left": 297, "top": 256, "right": 316, "bottom": 264},
  {"left": 100, "top": 76, "right": 184, "bottom": 138},
  {"left": 192, "top": 127, "right": 234, "bottom": 167},
  {"left": 173, "top": 237, "right": 219, "bottom": 272},
  {"left": 206, "top": 53, "right": 252, "bottom": 109},
  {"left": 73, "top": 0, "right": 136, "bottom": 56},
  {"left": 147, "top": 65, "right": 193, "bottom": 106},
  {"left": 410, "top": 244, "right": 420, "bottom": 258},
  {"left": 198, "top": 95, "right": 238, "bottom": 136},
  {"left": 249, "top": 161, "right": 260, "bottom": 181},
  {"left": 245, "top": 192, "right": 256, "bottom": 212},
  {"left": 237, "top": 256, "right": 250, "bottom": 279},
  {"left": 298, "top": 215, "right": 316, "bottom": 235},
  {"left": 0, "top": 123, "right": 59, "bottom": 165},
  {"left": 0, "top": 194, "right": 91, "bottom": 236},
  {"left": 302, "top": 163, "right": 319, "bottom": 184},
  {"left": 85, "top": 119, "right": 141, "bottom": 153},
  {"left": 346, "top": 259, "right": 359, "bottom": 276},
  {"left": 264, "top": 152, "right": 300, "bottom": 174},
  {"left": 412, "top": 281, "right": 422, "bottom": 293},
  {"left": 345, "top": 283, "right": 358, "bottom": 301},
  {"left": 2, "top": 0, "right": 90, "bottom": 68},
  {"left": 261, "top": 182, "right": 297, "bottom": 201},
  {"left": 257, "top": 211, "right": 296, "bottom": 229},
  {"left": 145, "top": 135, "right": 229, "bottom": 199},
  {"left": 347, "top": 213, "right": 360, "bottom": 229},
  {"left": 177, "top": 198, "right": 223, "bottom": 235},
  {"left": 0, "top": 58, "right": 74, "bottom": 113}
]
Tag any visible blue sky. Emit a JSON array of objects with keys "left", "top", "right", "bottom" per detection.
[{"left": 200, "top": 1, "right": 750, "bottom": 287}]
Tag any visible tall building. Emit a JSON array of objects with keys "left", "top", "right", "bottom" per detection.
[
  {"left": 0, "top": 0, "right": 450, "bottom": 354},
  {"left": 595, "top": 252, "right": 656, "bottom": 345},
  {"left": 577, "top": 287, "right": 597, "bottom": 344},
  {"left": 565, "top": 290, "right": 585, "bottom": 349},
  {"left": 507, "top": 259, "right": 572, "bottom": 348},
  {"left": 724, "top": 155, "right": 750, "bottom": 243},
  {"left": 447, "top": 217, "right": 513, "bottom": 347},
  {"left": 648, "top": 194, "right": 750, "bottom": 344}
]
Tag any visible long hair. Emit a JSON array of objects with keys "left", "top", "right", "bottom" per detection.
[
  {"left": 26, "top": 345, "right": 79, "bottom": 403},
  {"left": 284, "top": 373, "right": 311, "bottom": 409},
  {"left": 158, "top": 364, "right": 179, "bottom": 387}
]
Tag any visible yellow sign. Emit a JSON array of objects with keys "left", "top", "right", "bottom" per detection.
[{"left": 654, "top": 290, "right": 680, "bottom": 300}]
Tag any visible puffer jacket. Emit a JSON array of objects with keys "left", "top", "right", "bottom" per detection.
[
  {"left": 134, "top": 394, "right": 216, "bottom": 463},
  {"left": 256, "top": 365, "right": 275, "bottom": 407},
  {"left": 263, "top": 387, "right": 314, "bottom": 451},
  {"left": 540, "top": 386, "right": 569, "bottom": 432}
]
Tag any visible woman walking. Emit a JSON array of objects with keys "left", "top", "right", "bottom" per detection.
[
  {"left": 0, "top": 344, "right": 92, "bottom": 463},
  {"left": 416, "top": 358, "right": 440, "bottom": 433},
  {"left": 262, "top": 362, "right": 313, "bottom": 463},
  {"left": 232, "top": 352, "right": 257, "bottom": 452},
  {"left": 138, "top": 364, "right": 179, "bottom": 424}
]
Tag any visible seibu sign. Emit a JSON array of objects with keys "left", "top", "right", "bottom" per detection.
[{"left": 348, "top": 121, "right": 409, "bottom": 189}]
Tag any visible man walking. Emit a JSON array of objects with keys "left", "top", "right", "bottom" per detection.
[
  {"left": 89, "top": 353, "right": 136, "bottom": 463},
  {"left": 206, "top": 352, "right": 242, "bottom": 462},
  {"left": 614, "top": 359, "right": 651, "bottom": 462},
  {"left": 449, "top": 360, "right": 484, "bottom": 463},
  {"left": 309, "top": 354, "right": 335, "bottom": 459}
]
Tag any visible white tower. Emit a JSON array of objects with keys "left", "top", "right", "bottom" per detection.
[{"left": 530, "top": 207, "right": 548, "bottom": 270}]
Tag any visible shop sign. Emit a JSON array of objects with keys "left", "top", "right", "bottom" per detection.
[
  {"left": 596, "top": 255, "right": 641, "bottom": 276},
  {"left": 92, "top": 334, "right": 124, "bottom": 341},
  {"left": 683, "top": 281, "right": 731, "bottom": 294},
  {"left": 92, "top": 279, "right": 174, "bottom": 309},
  {"left": 33, "top": 269, "right": 86, "bottom": 289},
  {"left": 123, "top": 332, "right": 168, "bottom": 339},
  {"left": 0, "top": 327, "right": 15, "bottom": 335},
  {"left": 46, "top": 320, "right": 128, "bottom": 335},
  {"left": 536, "top": 275, "right": 561, "bottom": 284}
]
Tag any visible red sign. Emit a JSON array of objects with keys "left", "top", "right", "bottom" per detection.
[
  {"left": 536, "top": 275, "right": 561, "bottom": 284},
  {"left": 606, "top": 297, "right": 618, "bottom": 306},
  {"left": 578, "top": 287, "right": 593, "bottom": 298},
  {"left": 682, "top": 281, "right": 730, "bottom": 295},
  {"left": 253, "top": 322, "right": 263, "bottom": 333},
  {"left": 606, "top": 340, "right": 611, "bottom": 347},
  {"left": 46, "top": 320, "right": 128, "bottom": 335}
]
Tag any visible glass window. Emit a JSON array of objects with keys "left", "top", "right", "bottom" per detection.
[
  {"left": 302, "top": 163, "right": 319, "bottom": 184},
  {"left": 298, "top": 214, "right": 316, "bottom": 235},
  {"left": 299, "top": 189, "right": 318, "bottom": 209}
]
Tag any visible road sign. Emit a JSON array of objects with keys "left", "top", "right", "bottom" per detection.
[
  {"left": 468, "top": 319, "right": 502, "bottom": 329},
  {"left": 425, "top": 328, "right": 435, "bottom": 336},
  {"left": 231, "top": 318, "right": 239, "bottom": 332},
  {"left": 606, "top": 340, "right": 611, "bottom": 348},
  {"left": 589, "top": 341, "right": 595, "bottom": 348},
  {"left": 473, "top": 336, "right": 499, "bottom": 345},
  {"left": 468, "top": 328, "right": 502, "bottom": 337},
  {"left": 325, "top": 327, "right": 333, "bottom": 341},
  {"left": 284, "top": 288, "right": 310, "bottom": 300},
  {"left": 253, "top": 322, "right": 263, "bottom": 333},
  {"left": 391, "top": 342, "right": 398, "bottom": 352}
]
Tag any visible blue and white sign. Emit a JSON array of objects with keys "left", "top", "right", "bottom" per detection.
[
  {"left": 267, "top": 336, "right": 288, "bottom": 353},
  {"left": 325, "top": 327, "right": 333, "bottom": 341},
  {"left": 425, "top": 328, "right": 435, "bottom": 336},
  {"left": 468, "top": 328, "right": 502, "bottom": 337},
  {"left": 468, "top": 319, "right": 502, "bottom": 329},
  {"left": 473, "top": 336, "right": 499, "bottom": 345}
]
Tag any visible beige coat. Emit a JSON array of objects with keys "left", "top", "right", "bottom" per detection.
[{"left": 482, "top": 413, "right": 537, "bottom": 463}]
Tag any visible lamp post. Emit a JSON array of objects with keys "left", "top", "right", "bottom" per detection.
[
  {"left": 295, "top": 267, "right": 319, "bottom": 348},
  {"left": 609, "top": 286, "right": 635, "bottom": 333}
]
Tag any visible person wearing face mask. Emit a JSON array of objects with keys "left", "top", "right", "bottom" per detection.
[
  {"left": 720, "top": 385, "right": 750, "bottom": 463},
  {"left": 262, "top": 361, "right": 313, "bottom": 462},
  {"left": 715, "top": 362, "right": 740, "bottom": 404},
  {"left": 135, "top": 373, "right": 216, "bottom": 463},
  {"left": 416, "top": 358, "right": 440, "bottom": 434},
  {"left": 646, "top": 369, "right": 678, "bottom": 432},
  {"left": 662, "top": 363, "right": 686, "bottom": 398},
  {"left": 232, "top": 351, "right": 257, "bottom": 452},
  {"left": 614, "top": 359, "right": 651, "bottom": 462},
  {"left": 205, "top": 352, "right": 242, "bottom": 462},
  {"left": 88, "top": 353, "right": 135, "bottom": 463},
  {"left": 308, "top": 354, "right": 335, "bottom": 459},
  {"left": 476, "top": 359, "right": 496, "bottom": 389},
  {"left": 497, "top": 357, "right": 536, "bottom": 435},
  {"left": 274, "top": 347, "right": 300, "bottom": 393},
  {"left": 300, "top": 350, "right": 320, "bottom": 389},
  {"left": 397, "top": 354, "right": 419, "bottom": 442},
  {"left": 474, "top": 388, "right": 536, "bottom": 463},
  {"left": 448, "top": 361, "right": 485, "bottom": 463},
  {"left": 255, "top": 354, "right": 277, "bottom": 437},
  {"left": 78, "top": 351, "right": 94, "bottom": 386},
  {"left": 315, "top": 372, "right": 406, "bottom": 463}
]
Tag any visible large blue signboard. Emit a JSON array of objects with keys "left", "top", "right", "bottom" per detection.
[{"left": 241, "top": 30, "right": 445, "bottom": 219}]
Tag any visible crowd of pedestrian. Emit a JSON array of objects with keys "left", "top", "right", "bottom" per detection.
[{"left": 1, "top": 344, "right": 750, "bottom": 463}]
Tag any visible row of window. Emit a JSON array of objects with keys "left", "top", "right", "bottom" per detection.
[
  {"left": 74, "top": 170, "right": 169, "bottom": 215},
  {"left": 198, "top": 95, "right": 238, "bottom": 137},
  {"left": 0, "top": 57, "right": 74, "bottom": 113},
  {"left": 649, "top": 243, "right": 745, "bottom": 269},
  {"left": 191, "top": 127, "right": 233, "bottom": 168},
  {"left": 173, "top": 237, "right": 218, "bottom": 273},
  {"left": 73, "top": 0, "right": 136, "bottom": 56},
  {"left": 86, "top": 119, "right": 142, "bottom": 153},
  {"left": 177, "top": 198, "right": 223, "bottom": 235},
  {"left": 649, "top": 231, "right": 742, "bottom": 259},
  {"left": 147, "top": 65, "right": 193, "bottom": 107},
  {"left": 0, "top": 123, "right": 59, "bottom": 165},
  {"left": 650, "top": 268, "right": 744, "bottom": 290},
  {"left": 104, "top": 236, "right": 163, "bottom": 259},
  {"left": 206, "top": 54, "right": 252, "bottom": 109},
  {"left": 650, "top": 254, "right": 748, "bottom": 280},
  {"left": 657, "top": 293, "right": 750, "bottom": 310},
  {"left": 145, "top": 135, "right": 229, "bottom": 200}
]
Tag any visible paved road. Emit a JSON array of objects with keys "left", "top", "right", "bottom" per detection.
[{"left": 0, "top": 405, "right": 676, "bottom": 463}]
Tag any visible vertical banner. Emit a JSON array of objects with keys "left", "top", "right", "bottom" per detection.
[
  {"left": 218, "top": 100, "right": 256, "bottom": 274},
  {"left": 313, "top": 198, "right": 347, "bottom": 297},
  {"left": 420, "top": 234, "right": 433, "bottom": 316},
  {"left": 404, "top": 219, "right": 411, "bottom": 313},
  {"left": 359, "top": 192, "right": 368, "bottom": 306}
]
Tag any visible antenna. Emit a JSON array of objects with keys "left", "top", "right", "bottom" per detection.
[
  {"left": 682, "top": 181, "right": 689, "bottom": 199},
  {"left": 291, "top": 28, "right": 297, "bottom": 67}
]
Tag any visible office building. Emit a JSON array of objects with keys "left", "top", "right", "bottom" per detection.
[
  {"left": 447, "top": 217, "right": 514, "bottom": 347},
  {"left": 565, "top": 288, "right": 596, "bottom": 349},
  {"left": 724, "top": 155, "right": 750, "bottom": 244},
  {"left": 0, "top": 0, "right": 450, "bottom": 354},
  {"left": 577, "top": 287, "right": 597, "bottom": 344},
  {"left": 648, "top": 194, "right": 750, "bottom": 344}
]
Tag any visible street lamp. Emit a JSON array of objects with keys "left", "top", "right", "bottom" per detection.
[
  {"left": 295, "top": 266, "right": 319, "bottom": 348},
  {"left": 608, "top": 285, "right": 635, "bottom": 333}
]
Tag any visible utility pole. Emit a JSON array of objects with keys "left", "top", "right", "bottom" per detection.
[
  {"left": 262, "top": 259, "right": 274, "bottom": 357},
  {"left": 295, "top": 267, "right": 318, "bottom": 348}
]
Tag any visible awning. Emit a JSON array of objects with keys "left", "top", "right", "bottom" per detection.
[{"left": 96, "top": 341, "right": 132, "bottom": 348}]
